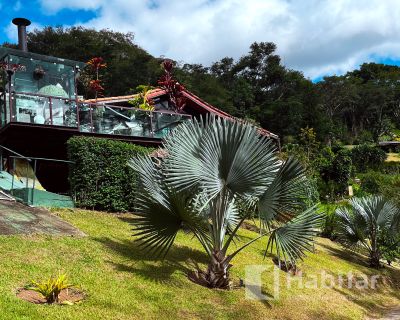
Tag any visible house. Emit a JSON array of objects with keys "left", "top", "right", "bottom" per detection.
[{"left": 0, "top": 18, "right": 278, "bottom": 203}]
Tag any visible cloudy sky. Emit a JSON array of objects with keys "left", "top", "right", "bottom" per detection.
[{"left": 1, "top": 0, "right": 400, "bottom": 79}]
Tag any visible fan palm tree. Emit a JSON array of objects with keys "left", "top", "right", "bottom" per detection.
[
  {"left": 335, "top": 196, "right": 400, "bottom": 268},
  {"left": 129, "top": 117, "right": 323, "bottom": 288}
]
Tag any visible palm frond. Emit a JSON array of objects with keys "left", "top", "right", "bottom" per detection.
[
  {"left": 335, "top": 205, "right": 369, "bottom": 250},
  {"left": 164, "top": 116, "right": 279, "bottom": 200},
  {"left": 267, "top": 205, "right": 323, "bottom": 266},
  {"left": 128, "top": 154, "right": 163, "bottom": 200},
  {"left": 258, "top": 157, "right": 308, "bottom": 225},
  {"left": 133, "top": 187, "right": 212, "bottom": 258},
  {"left": 336, "top": 196, "right": 400, "bottom": 251}
]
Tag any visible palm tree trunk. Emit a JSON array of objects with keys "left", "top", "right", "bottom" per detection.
[
  {"left": 370, "top": 230, "right": 381, "bottom": 268},
  {"left": 369, "top": 250, "right": 381, "bottom": 268},
  {"left": 188, "top": 250, "right": 232, "bottom": 289}
]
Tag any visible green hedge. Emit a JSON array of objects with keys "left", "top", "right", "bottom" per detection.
[{"left": 67, "top": 136, "right": 153, "bottom": 212}]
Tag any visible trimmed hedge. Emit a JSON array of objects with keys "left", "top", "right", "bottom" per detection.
[{"left": 67, "top": 136, "right": 153, "bottom": 212}]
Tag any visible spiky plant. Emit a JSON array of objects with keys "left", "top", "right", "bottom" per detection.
[
  {"left": 27, "top": 273, "right": 73, "bottom": 303},
  {"left": 336, "top": 196, "right": 400, "bottom": 268},
  {"left": 129, "top": 117, "right": 323, "bottom": 289}
]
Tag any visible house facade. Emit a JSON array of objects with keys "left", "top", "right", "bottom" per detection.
[{"left": 0, "top": 18, "right": 278, "bottom": 203}]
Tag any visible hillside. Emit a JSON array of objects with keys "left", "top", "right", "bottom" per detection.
[{"left": 0, "top": 208, "right": 398, "bottom": 320}]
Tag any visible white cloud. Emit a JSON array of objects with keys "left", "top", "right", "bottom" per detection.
[
  {"left": 37, "top": 0, "right": 400, "bottom": 79},
  {"left": 5, "top": 21, "right": 43, "bottom": 43},
  {"left": 13, "top": 1, "right": 21, "bottom": 11}
]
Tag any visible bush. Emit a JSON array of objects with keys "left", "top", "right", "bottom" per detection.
[
  {"left": 67, "top": 136, "right": 152, "bottom": 212},
  {"left": 320, "top": 203, "right": 339, "bottom": 240},
  {"left": 351, "top": 144, "right": 387, "bottom": 172},
  {"left": 317, "top": 148, "right": 352, "bottom": 199},
  {"left": 359, "top": 171, "right": 400, "bottom": 207}
]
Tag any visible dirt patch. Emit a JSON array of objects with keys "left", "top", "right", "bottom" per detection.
[
  {"left": 242, "top": 221, "right": 261, "bottom": 233},
  {"left": 16, "top": 287, "right": 85, "bottom": 305}
]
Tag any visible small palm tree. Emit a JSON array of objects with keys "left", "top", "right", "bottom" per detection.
[
  {"left": 335, "top": 196, "right": 400, "bottom": 268},
  {"left": 129, "top": 117, "right": 323, "bottom": 288}
]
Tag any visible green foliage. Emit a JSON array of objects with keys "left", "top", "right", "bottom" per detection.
[
  {"left": 319, "top": 203, "right": 339, "bottom": 240},
  {"left": 128, "top": 85, "right": 155, "bottom": 111},
  {"left": 335, "top": 196, "right": 400, "bottom": 267},
  {"left": 359, "top": 171, "right": 383, "bottom": 194},
  {"left": 129, "top": 117, "right": 323, "bottom": 287},
  {"left": 359, "top": 171, "right": 400, "bottom": 207},
  {"left": 27, "top": 273, "right": 73, "bottom": 303},
  {"left": 26, "top": 27, "right": 163, "bottom": 97},
  {"left": 378, "top": 231, "right": 400, "bottom": 266},
  {"left": 351, "top": 144, "right": 387, "bottom": 172},
  {"left": 67, "top": 136, "right": 152, "bottom": 212},
  {"left": 12, "top": 26, "right": 400, "bottom": 144},
  {"left": 317, "top": 148, "right": 353, "bottom": 199}
]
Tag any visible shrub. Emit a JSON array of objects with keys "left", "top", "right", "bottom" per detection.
[
  {"left": 359, "top": 171, "right": 400, "bottom": 207},
  {"left": 317, "top": 148, "right": 352, "bottom": 199},
  {"left": 351, "top": 144, "right": 387, "bottom": 172},
  {"left": 320, "top": 203, "right": 339, "bottom": 240},
  {"left": 67, "top": 136, "right": 152, "bottom": 212},
  {"left": 379, "top": 231, "right": 400, "bottom": 266}
]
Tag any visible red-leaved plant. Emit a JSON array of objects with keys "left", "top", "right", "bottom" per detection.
[
  {"left": 86, "top": 57, "right": 107, "bottom": 99},
  {"left": 158, "top": 59, "right": 187, "bottom": 112},
  {"left": 0, "top": 62, "right": 26, "bottom": 75}
]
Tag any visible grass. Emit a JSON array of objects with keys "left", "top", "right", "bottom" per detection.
[
  {"left": 0, "top": 209, "right": 399, "bottom": 320},
  {"left": 386, "top": 153, "right": 400, "bottom": 162}
]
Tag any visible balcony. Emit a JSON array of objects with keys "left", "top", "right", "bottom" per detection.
[{"left": 1, "top": 91, "right": 192, "bottom": 139}]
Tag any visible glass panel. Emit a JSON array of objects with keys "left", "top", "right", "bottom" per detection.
[
  {"left": 0, "top": 95, "right": 5, "bottom": 126},
  {"left": 78, "top": 104, "right": 92, "bottom": 132},
  {"left": 51, "top": 97, "right": 77, "bottom": 127},
  {"left": 9, "top": 54, "right": 76, "bottom": 98},
  {"left": 12, "top": 93, "right": 47, "bottom": 124},
  {"left": 152, "top": 112, "right": 191, "bottom": 138},
  {"left": 91, "top": 105, "right": 153, "bottom": 137}
]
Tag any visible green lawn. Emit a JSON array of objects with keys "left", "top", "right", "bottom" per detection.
[
  {"left": 0, "top": 209, "right": 399, "bottom": 320},
  {"left": 386, "top": 153, "right": 400, "bottom": 162}
]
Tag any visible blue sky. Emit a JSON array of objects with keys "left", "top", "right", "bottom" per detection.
[{"left": 2, "top": 0, "right": 400, "bottom": 80}]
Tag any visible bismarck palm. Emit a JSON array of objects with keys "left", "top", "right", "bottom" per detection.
[{"left": 129, "top": 117, "right": 323, "bottom": 288}]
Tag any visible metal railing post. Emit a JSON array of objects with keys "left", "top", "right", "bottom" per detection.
[
  {"left": 150, "top": 111, "right": 154, "bottom": 138},
  {"left": 31, "top": 159, "right": 37, "bottom": 205},
  {"left": 89, "top": 104, "right": 93, "bottom": 133},
  {"left": 11, "top": 158, "right": 15, "bottom": 196},
  {"left": 76, "top": 102, "right": 80, "bottom": 130},
  {"left": 49, "top": 96, "right": 53, "bottom": 125}
]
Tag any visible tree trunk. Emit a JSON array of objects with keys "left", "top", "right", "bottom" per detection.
[
  {"left": 369, "top": 250, "right": 381, "bottom": 268},
  {"left": 188, "top": 250, "right": 232, "bottom": 289},
  {"left": 369, "top": 231, "right": 381, "bottom": 268}
]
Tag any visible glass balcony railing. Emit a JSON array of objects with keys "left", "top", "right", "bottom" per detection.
[
  {"left": 79, "top": 104, "right": 191, "bottom": 139},
  {"left": 1, "top": 92, "right": 191, "bottom": 139},
  {"left": 5, "top": 92, "right": 78, "bottom": 127}
]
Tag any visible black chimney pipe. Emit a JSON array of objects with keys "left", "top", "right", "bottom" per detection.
[{"left": 12, "top": 18, "right": 31, "bottom": 52}]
